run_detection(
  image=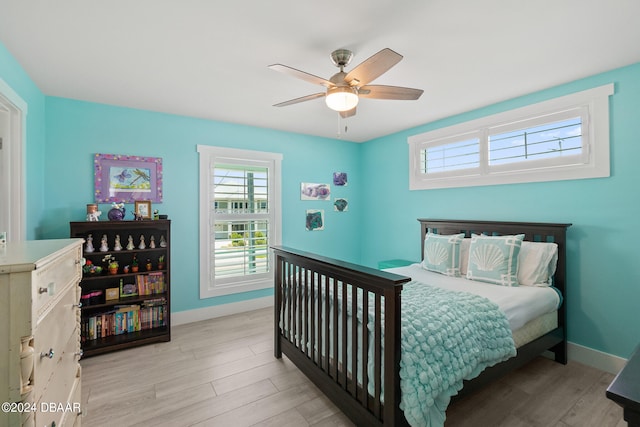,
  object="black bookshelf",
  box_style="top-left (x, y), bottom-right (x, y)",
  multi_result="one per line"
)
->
top-left (70, 220), bottom-right (171, 357)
